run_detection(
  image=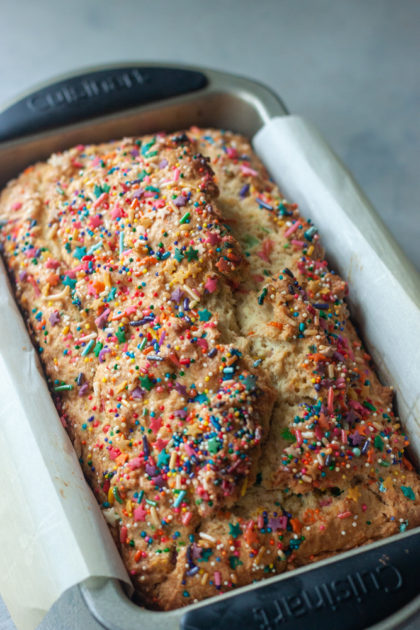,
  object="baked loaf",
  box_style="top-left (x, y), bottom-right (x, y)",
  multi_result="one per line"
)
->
top-left (1, 128), bottom-right (419, 610)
